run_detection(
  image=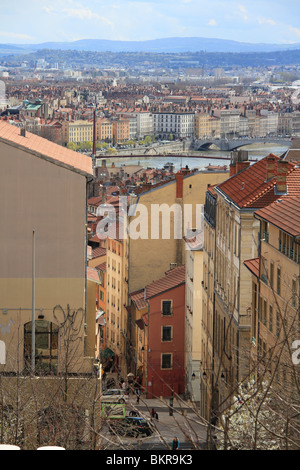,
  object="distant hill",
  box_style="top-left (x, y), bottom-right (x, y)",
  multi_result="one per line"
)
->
top-left (1, 37), bottom-right (300, 55)
top-left (3, 48), bottom-right (300, 69)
